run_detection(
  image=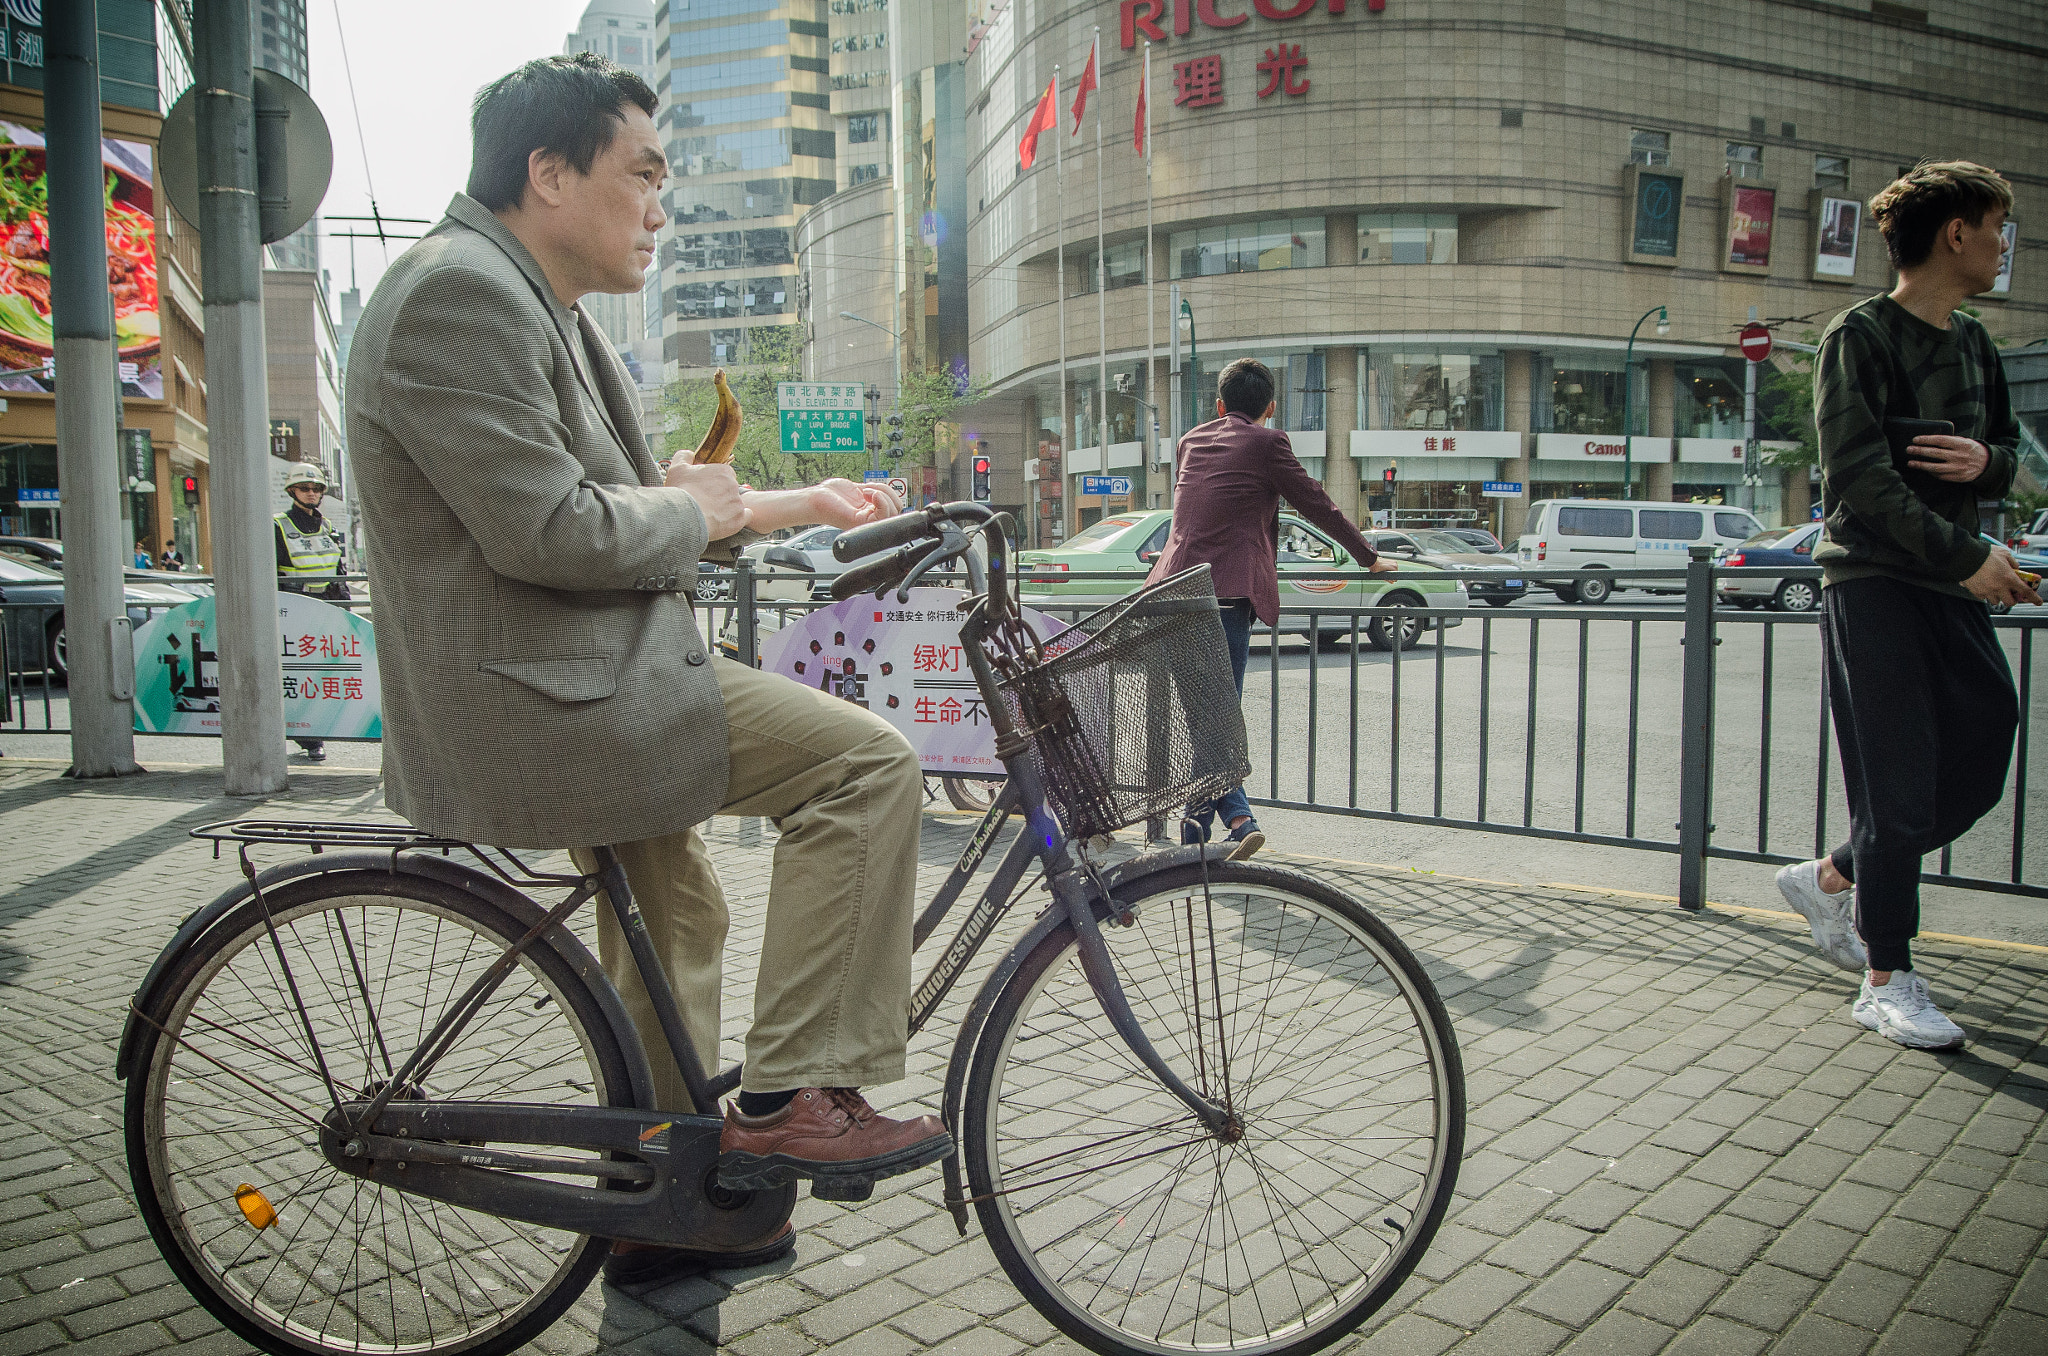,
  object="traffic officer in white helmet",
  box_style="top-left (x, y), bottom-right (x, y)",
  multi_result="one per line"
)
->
top-left (275, 462), bottom-right (351, 762)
